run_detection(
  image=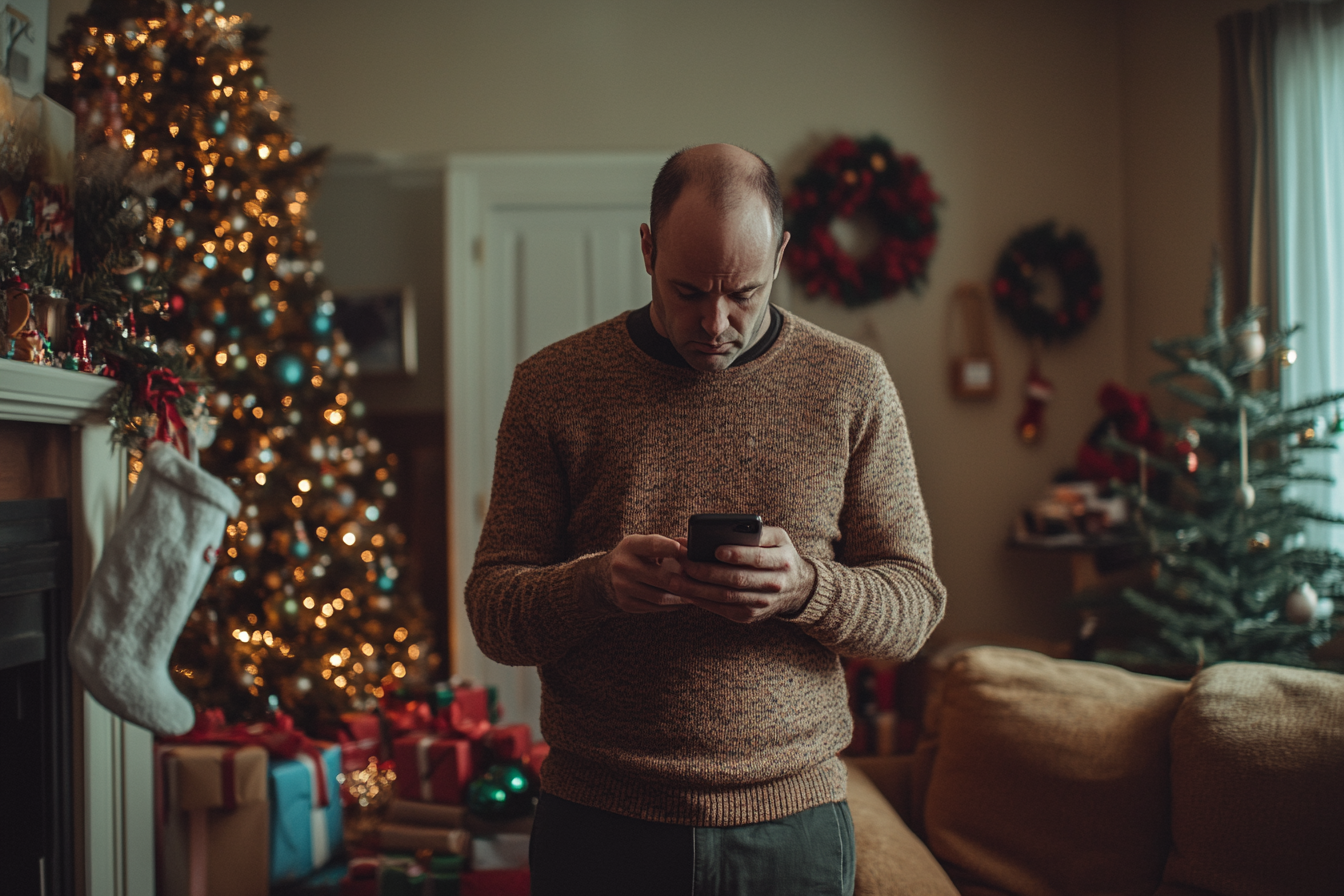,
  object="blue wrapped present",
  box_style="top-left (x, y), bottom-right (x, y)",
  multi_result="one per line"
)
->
top-left (269, 741), bottom-right (344, 882)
